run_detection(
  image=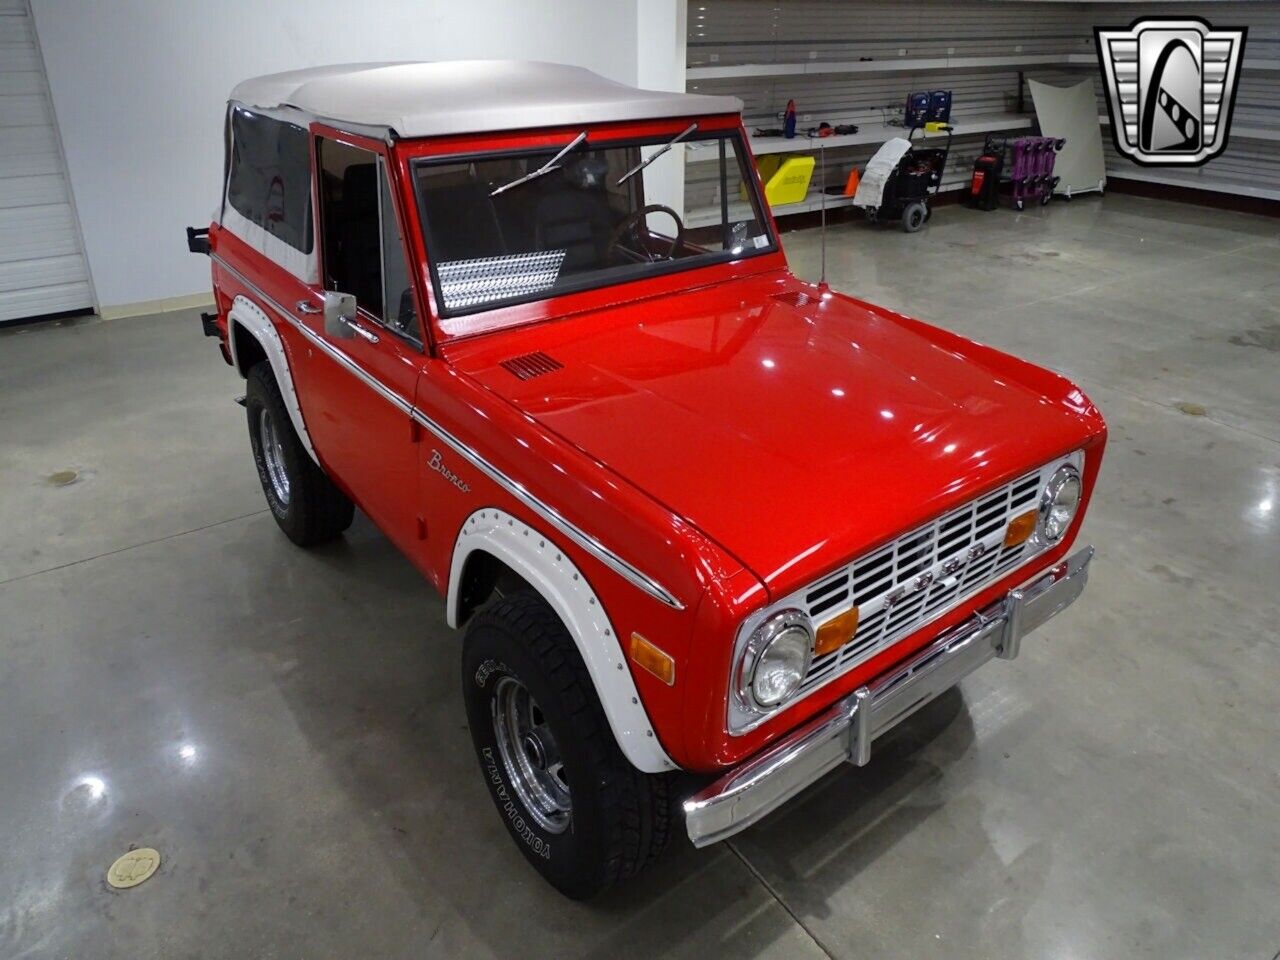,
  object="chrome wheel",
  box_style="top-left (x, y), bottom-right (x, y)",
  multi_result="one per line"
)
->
top-left (491, 675), bottom-right (571, 833)
top-left (258, 407), bottom-right (290, 505)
